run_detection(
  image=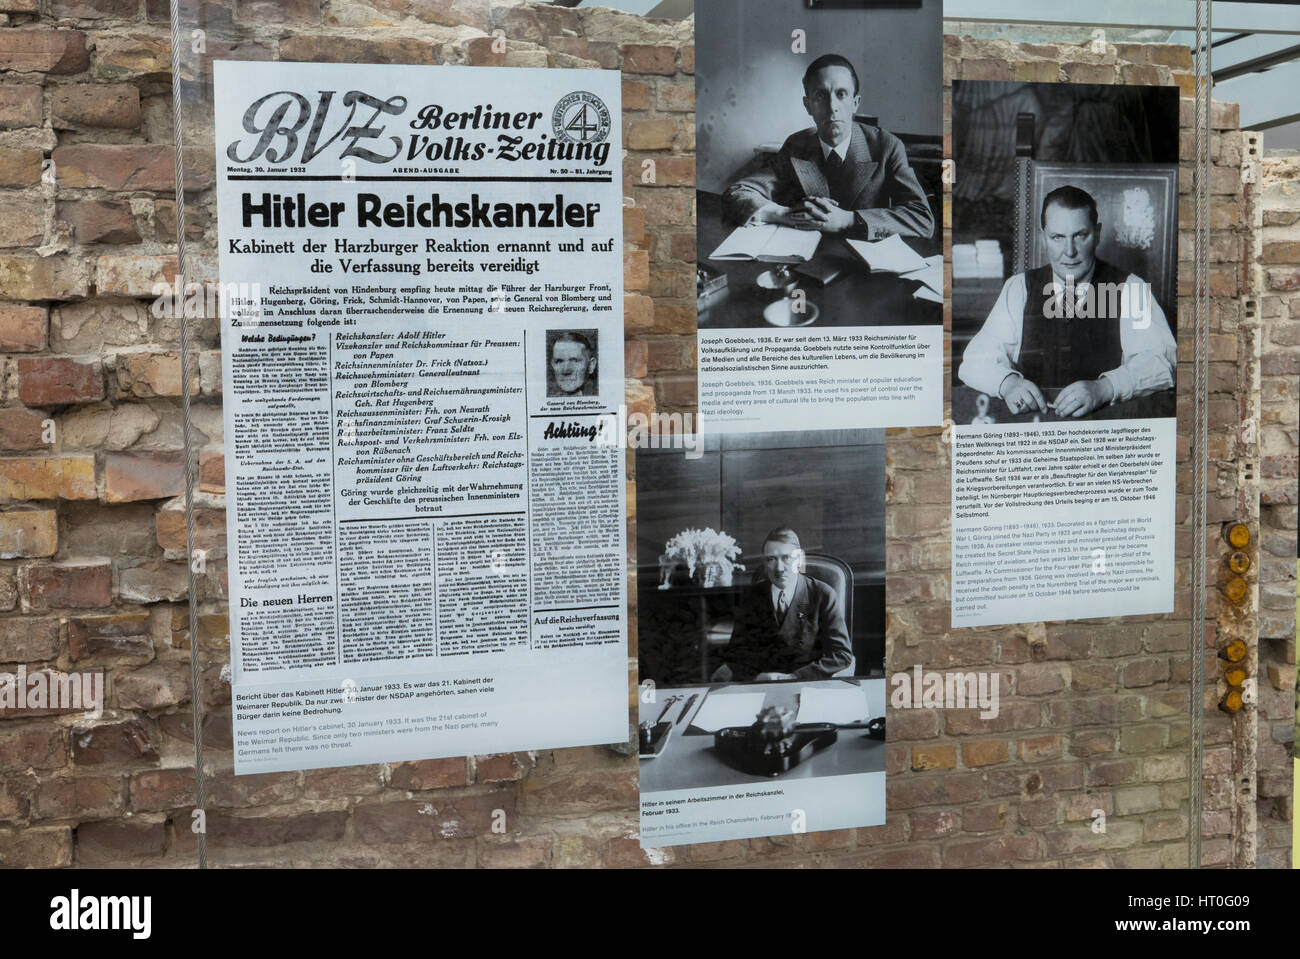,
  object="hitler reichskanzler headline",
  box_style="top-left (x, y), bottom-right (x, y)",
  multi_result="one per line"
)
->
top-left (236, 192), bottom-right (604, 231)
